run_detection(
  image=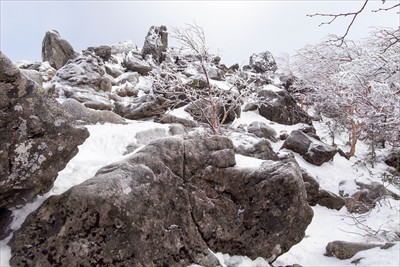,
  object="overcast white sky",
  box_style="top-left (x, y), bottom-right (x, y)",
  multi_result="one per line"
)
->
top-left (0, 0), bottom-right (399, 65)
